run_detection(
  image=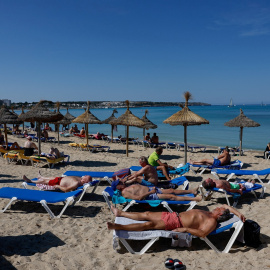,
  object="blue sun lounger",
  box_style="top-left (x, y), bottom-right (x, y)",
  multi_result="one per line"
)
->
top-left (211, 168), bottom-right (270, 184)
top-left (102, 177), bottom-right (197, 213)
top-left (200, 180), bottom-right (265, 207)
top-left (0, 187), bottom-right (83, 218)
top-left (112, 214), bottom-right (243, 254)
top-left (62, 171), bottom-right (114, 184)
top-left (190, 160), bottom-right (243, 175)
top-left (21, 179), bottom-right (100, 203)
